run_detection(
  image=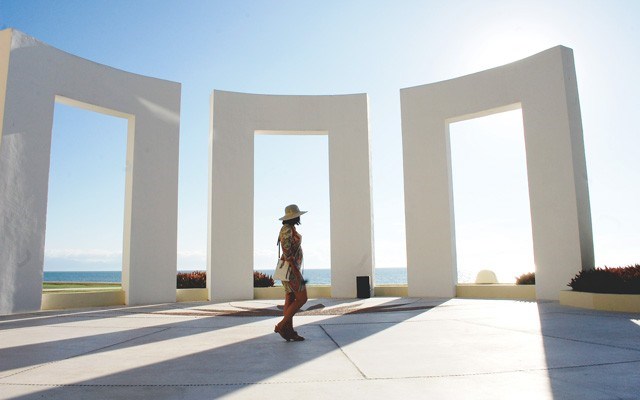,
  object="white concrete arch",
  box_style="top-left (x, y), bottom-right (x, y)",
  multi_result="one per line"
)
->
top-left (209, 90), bottom-right (374, 300)
top-left (401, 46), bottom-right (594, 300)
top-left (0, 29), bottom-right (181, 314)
